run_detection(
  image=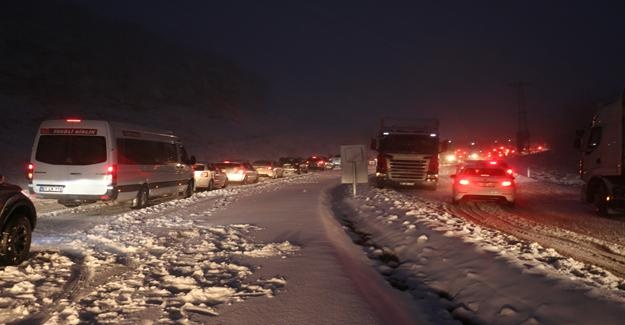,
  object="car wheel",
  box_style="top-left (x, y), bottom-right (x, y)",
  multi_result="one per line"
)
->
top-left (208, 180), bottom-right (214, 191)
top-left (0, 214), bottom-right (32, 265)
top-left (185, 180), bottom-right (194, 198)
top-left (593, 183), bottom-right (609, 215)
top-left (223, 178), bottom-right (229, 188)
top-left (131, 185), bottom-right (149, 209)
top-left (242, 176), bottom-right (249, 185)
